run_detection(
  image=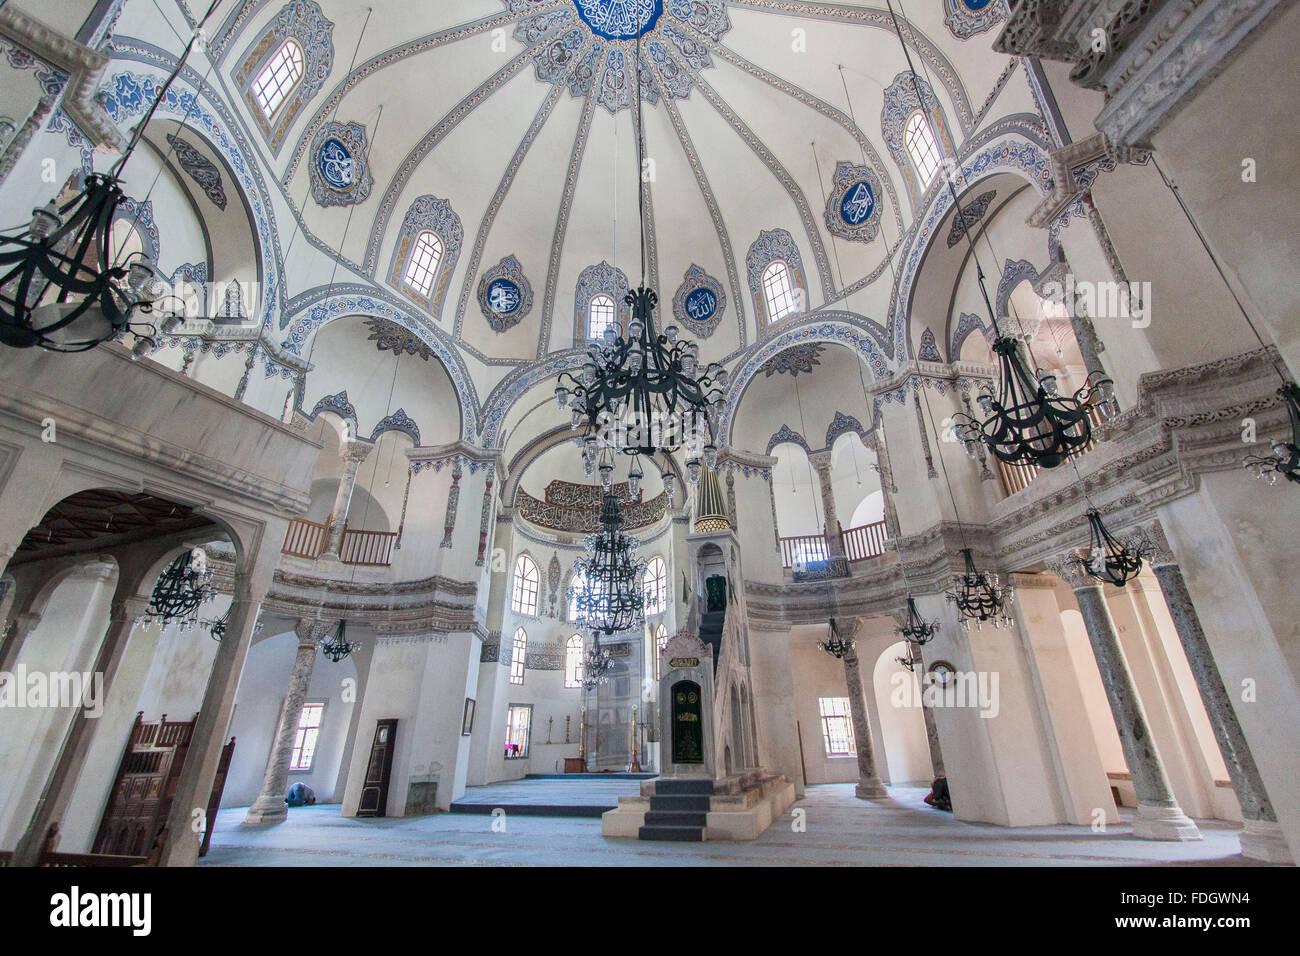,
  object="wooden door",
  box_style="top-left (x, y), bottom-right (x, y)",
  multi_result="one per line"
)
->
top-left (357, 719), bottom-right (398, 817)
